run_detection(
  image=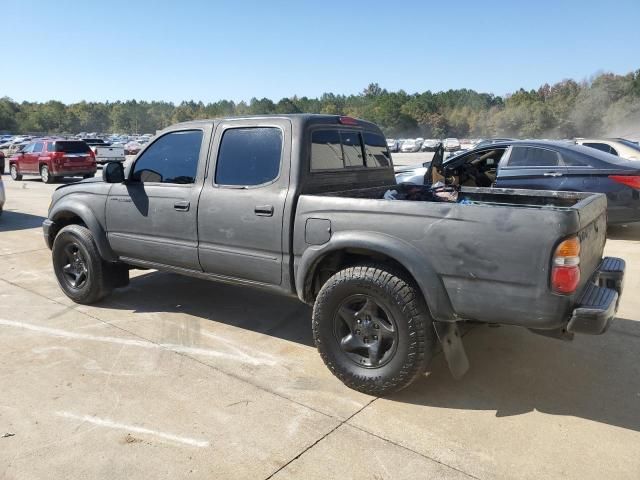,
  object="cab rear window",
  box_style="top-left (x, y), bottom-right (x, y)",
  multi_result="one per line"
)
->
top-left (54, 141), bottom-right (90, 153)
top-left (311, 129), bottom-right (390, 170)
